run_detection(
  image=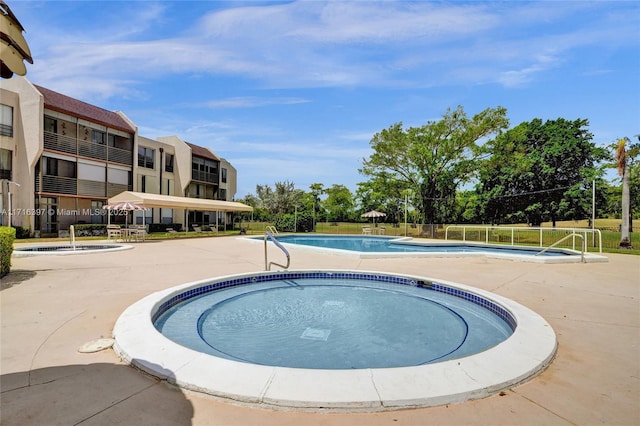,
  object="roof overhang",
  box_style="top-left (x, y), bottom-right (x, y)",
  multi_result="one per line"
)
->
top-left (108, 191), bottom-right (252, 212)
